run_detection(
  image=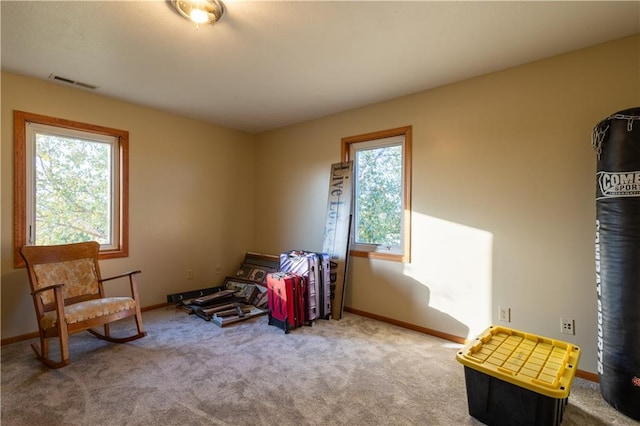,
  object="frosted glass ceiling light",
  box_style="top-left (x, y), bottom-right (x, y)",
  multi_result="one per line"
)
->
top-left (170, 0), bottom-right (225, 29)
top-left (190, 8), bottom-right (209, 24)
